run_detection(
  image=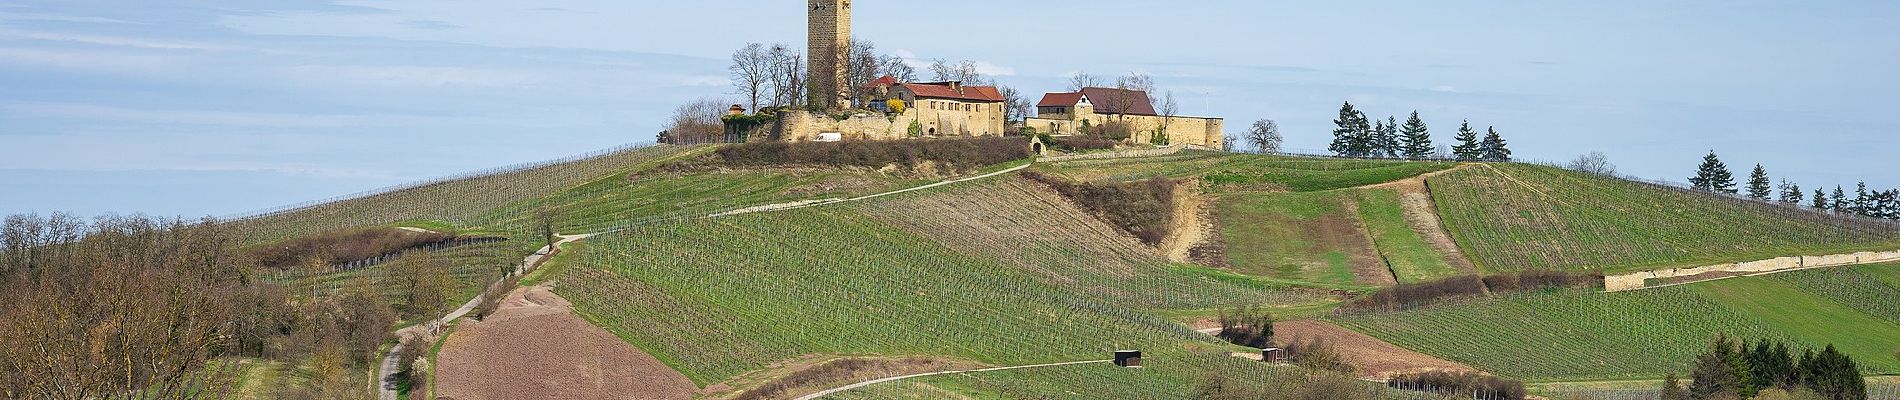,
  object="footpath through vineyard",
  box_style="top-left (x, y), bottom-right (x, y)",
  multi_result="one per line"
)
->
top-left (381, 163), bottom-right (1034, 399)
